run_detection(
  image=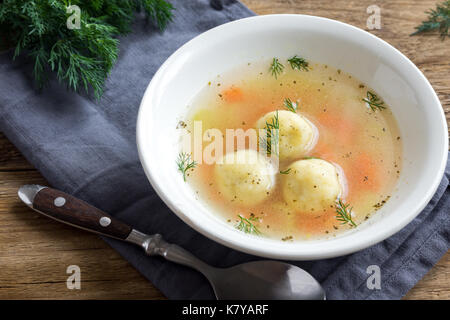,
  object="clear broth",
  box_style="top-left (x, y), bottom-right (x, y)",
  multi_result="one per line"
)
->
top-left (182, 60), bottom-right (402, 241)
